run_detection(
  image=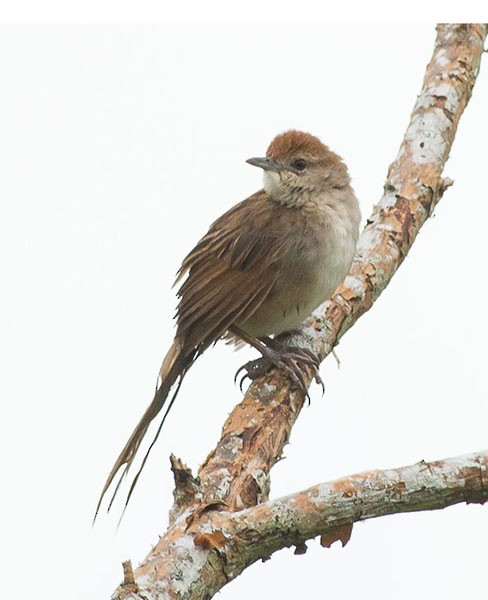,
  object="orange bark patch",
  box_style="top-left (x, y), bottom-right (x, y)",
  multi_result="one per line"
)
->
top-left (320, 523), bottom-right (353, 548)
top-left (193, 531), bottom-right (227, 550)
